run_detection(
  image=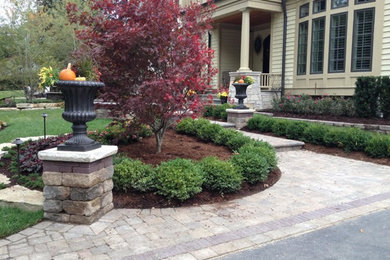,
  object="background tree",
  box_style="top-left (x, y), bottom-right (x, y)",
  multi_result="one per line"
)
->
top-left (0, 0), bottom-right (87, 96)
top-left (68, 0), bottom-right (216, 153)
